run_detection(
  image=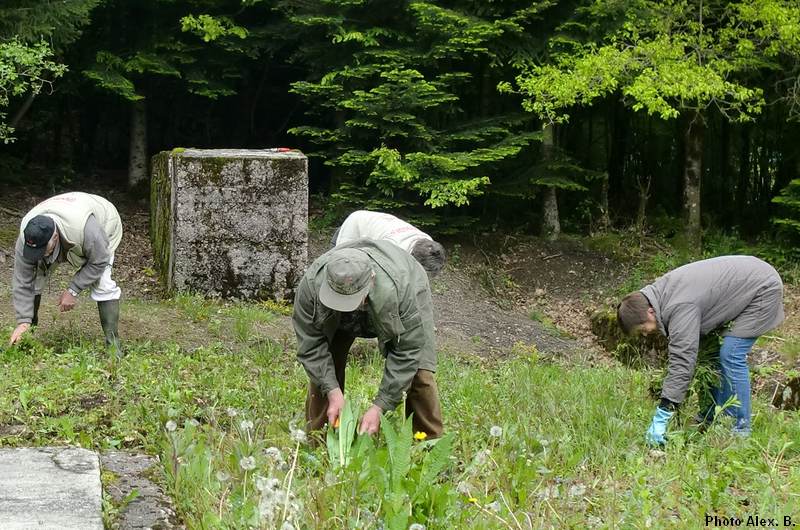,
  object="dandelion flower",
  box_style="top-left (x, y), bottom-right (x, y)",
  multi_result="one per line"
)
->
top-left (467, 497), bottom-right (478, 504)
top-left (240, 419), bottom-right (254, 431)
top-left (414, 431), bottom-right (427, 441)
top-left (290, 428), bottom-right (307, 444)
top-left (226, 407), bottom-right (238, 417)
top-left (239, 456), bottom-right (256, 471)
top-left (489, 425), bottom-right (503, 438)
top-left (165, 420), bottom-right (177, 432)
